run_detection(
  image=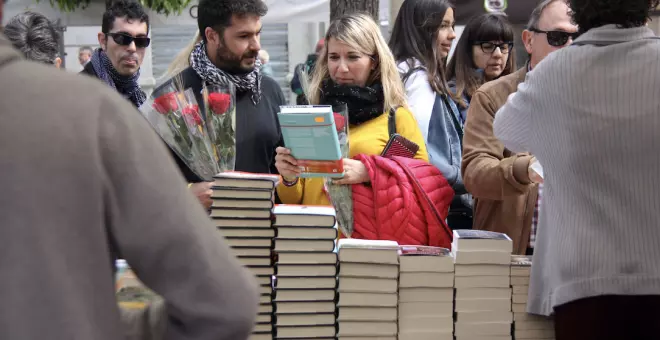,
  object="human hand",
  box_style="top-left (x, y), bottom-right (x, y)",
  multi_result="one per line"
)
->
top-left (275, 147), bottom-right (301, 181)
top-left (189, 182), bottom-right (214, 209)
top-left (332, 158), bottom-right (370, 185)
top-left (528, 157), bottom-right (544, 184)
